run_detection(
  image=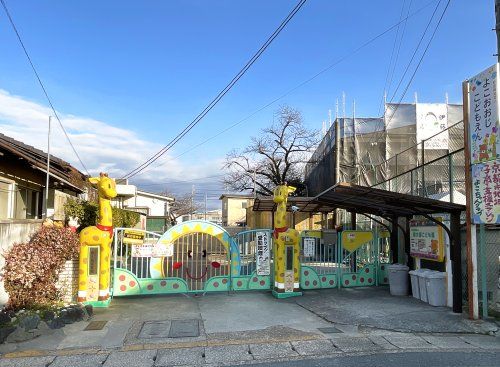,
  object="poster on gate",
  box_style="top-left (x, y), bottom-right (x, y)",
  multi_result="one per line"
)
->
top-left (471, 161), bottom-right (500, 224)
top-left (131, 243), bottom-right (154, 257)
top-left (256, 231), bottom-right (270, 276)
top-left (468, 64), bottom-right (500, 164)
top-left (303, 237), bottom-right (316, 257)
